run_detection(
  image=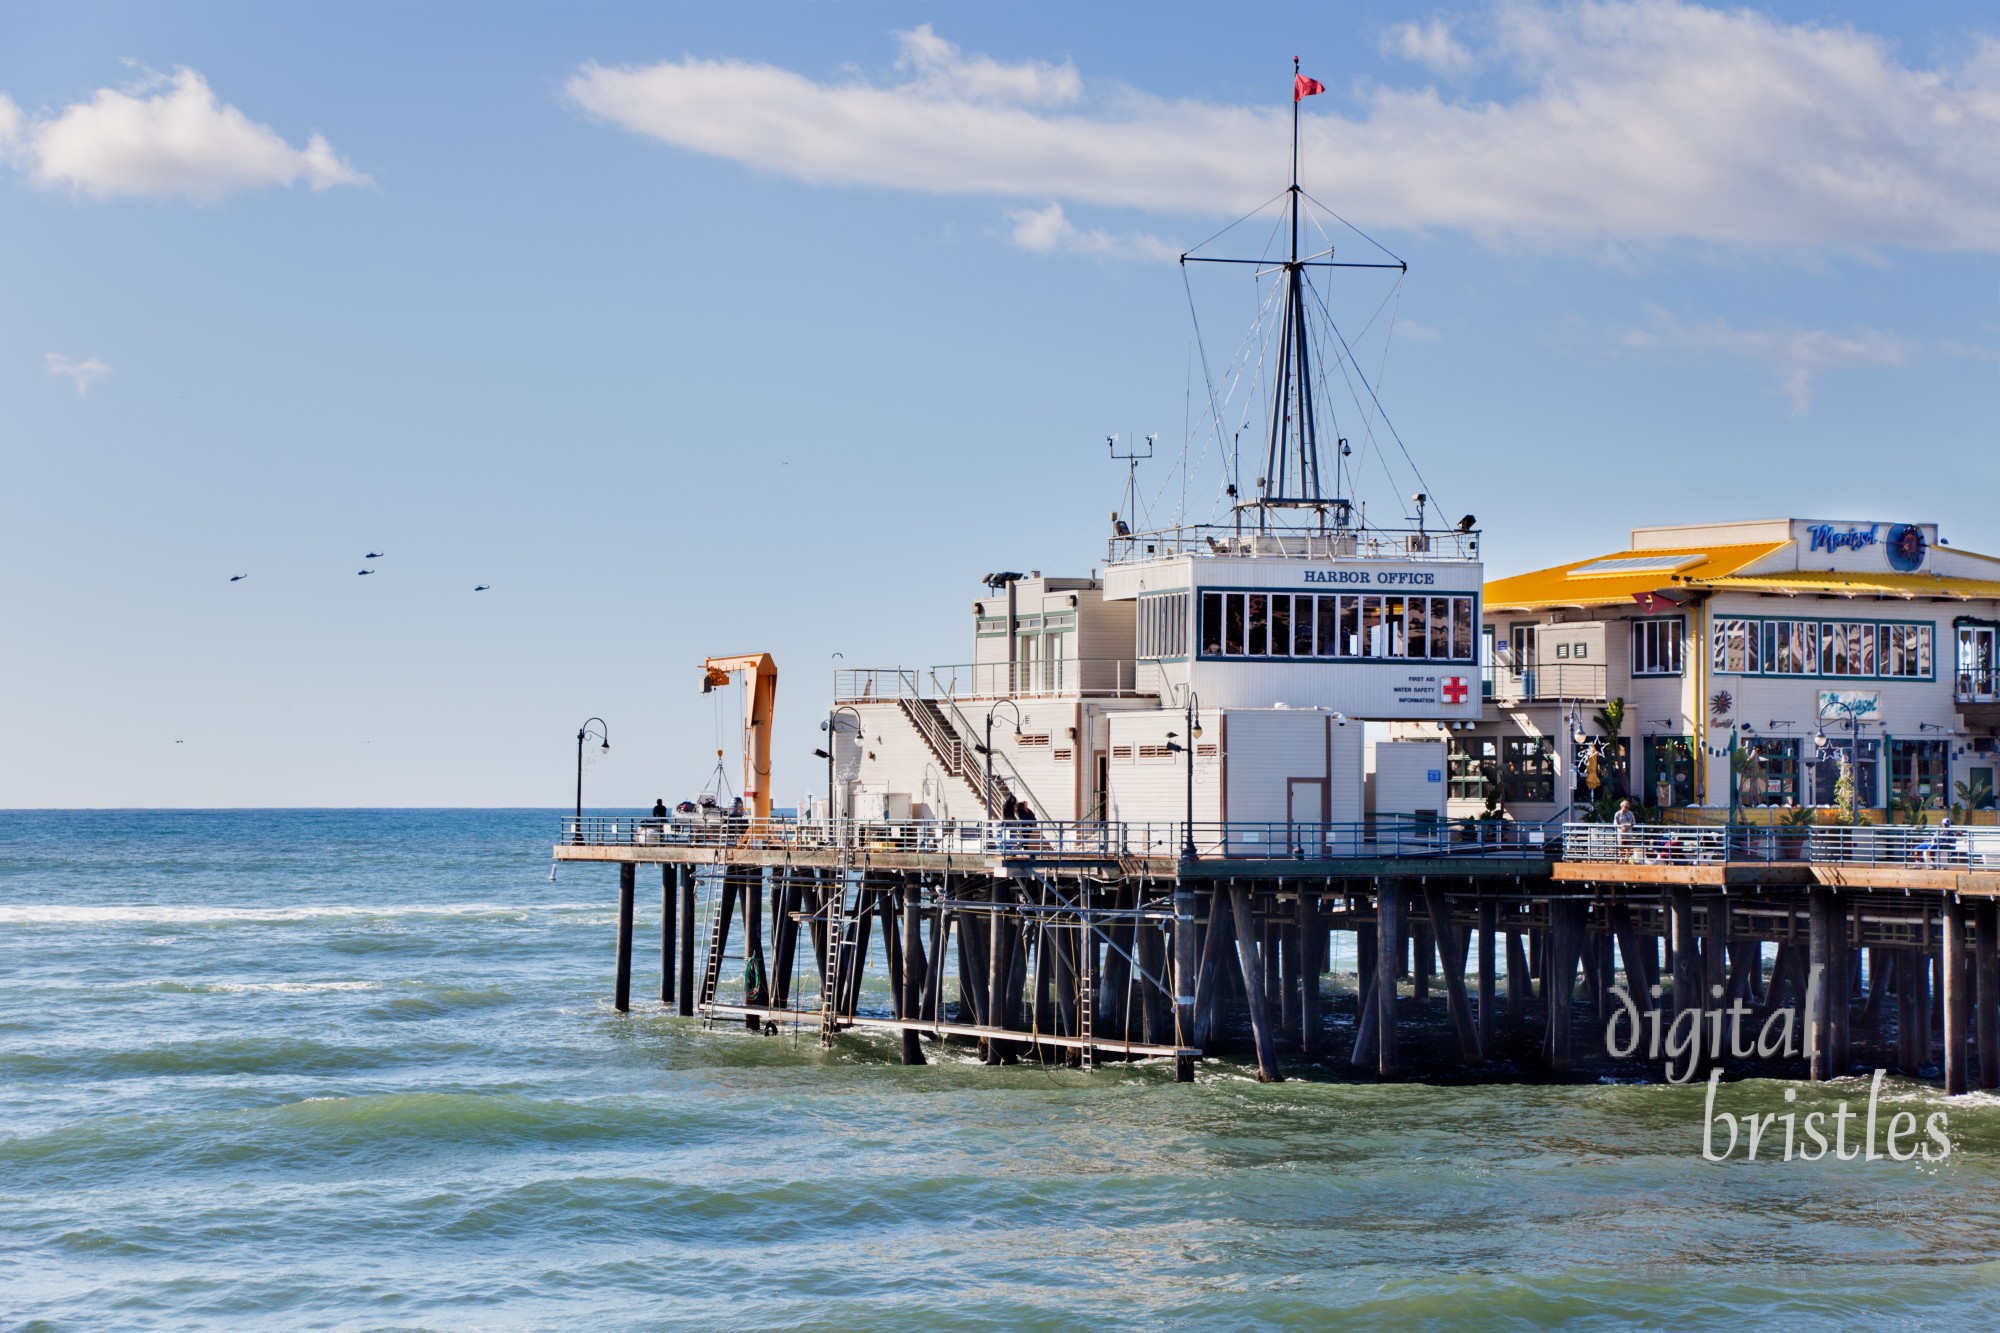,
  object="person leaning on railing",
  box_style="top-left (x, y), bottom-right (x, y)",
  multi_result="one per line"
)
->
top-left (1612, 798), bottom-right (1638, 859)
